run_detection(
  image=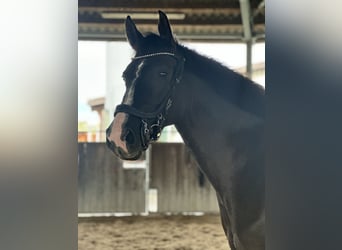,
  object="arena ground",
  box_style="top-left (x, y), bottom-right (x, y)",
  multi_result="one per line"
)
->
top-left (78, 214), bottom-right (229, 250)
